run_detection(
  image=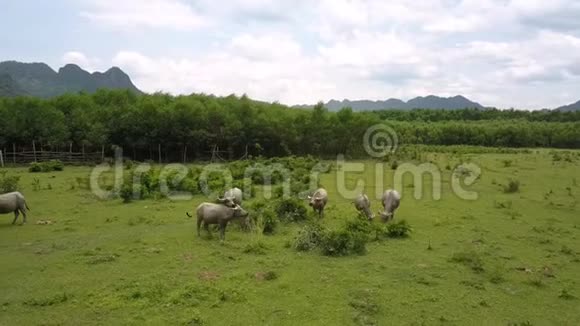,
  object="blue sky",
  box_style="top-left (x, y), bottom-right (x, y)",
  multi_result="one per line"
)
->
top-left (1, 0), bottom-right (580, 109)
